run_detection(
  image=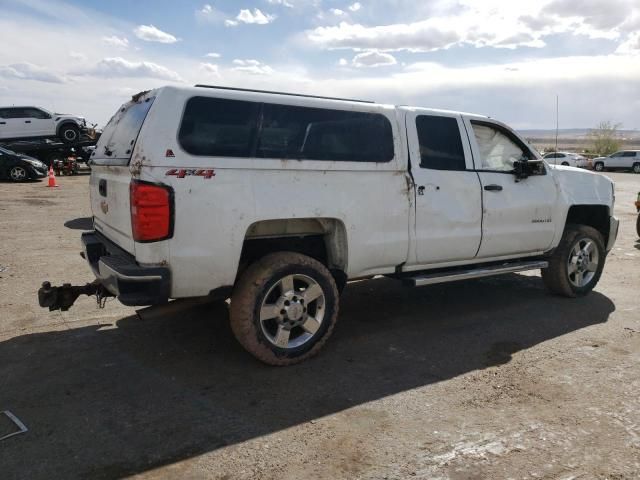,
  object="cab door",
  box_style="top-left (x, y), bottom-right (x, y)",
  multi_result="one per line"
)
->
top-left (464, 117), bottom-right (558, 258)
top-left (406, 110), bottom-right (482, 265)
top-left (24, 108), bottom-right (56, 137)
